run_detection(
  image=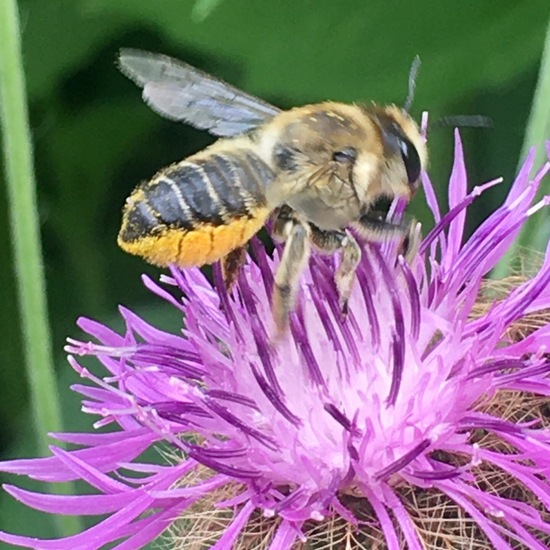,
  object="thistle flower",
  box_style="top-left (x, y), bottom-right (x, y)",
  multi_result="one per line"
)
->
top-left (2, 132), bottom-right (550, 549)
